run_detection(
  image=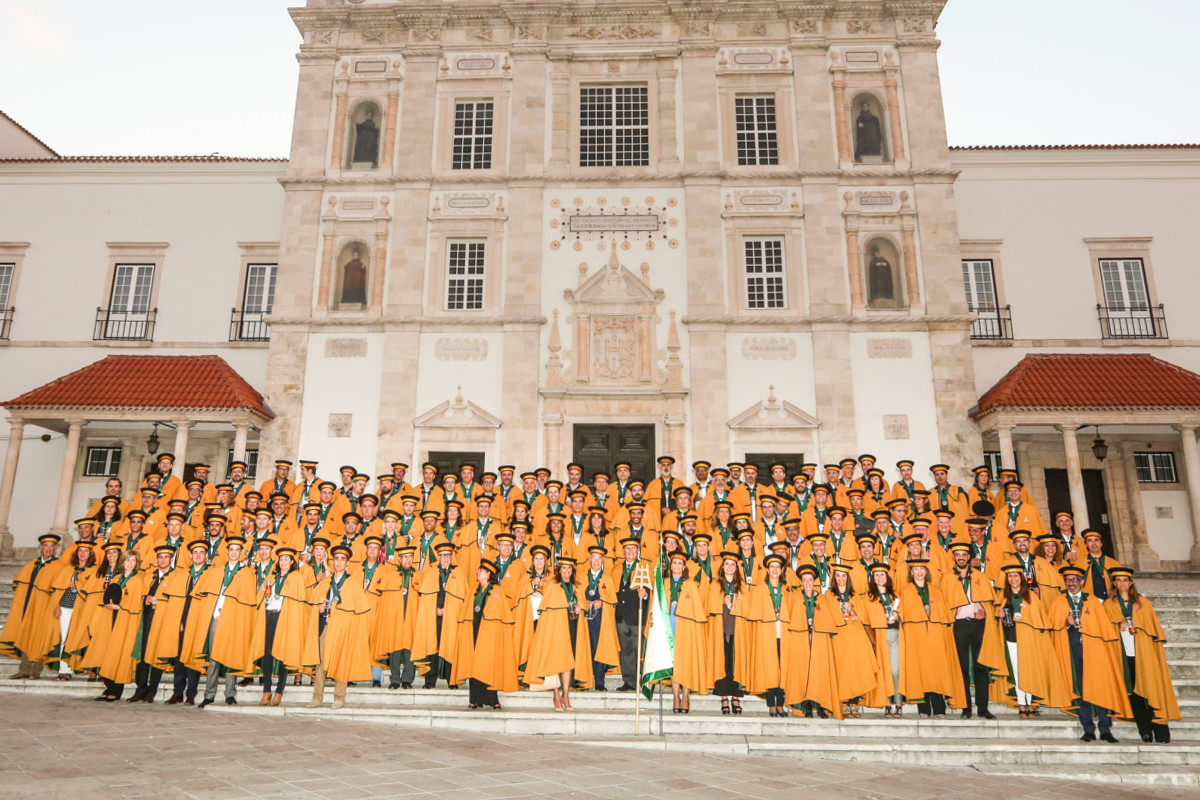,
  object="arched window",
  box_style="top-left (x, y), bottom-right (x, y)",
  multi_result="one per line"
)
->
top-left (864, 236), bottom-right (905, 309)
top-left (851, 92), bottom-right (889, 164)
top-left (348, 101), bottom-right (382, 168)
top-left (336, 242), bottom-right (369, 309)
